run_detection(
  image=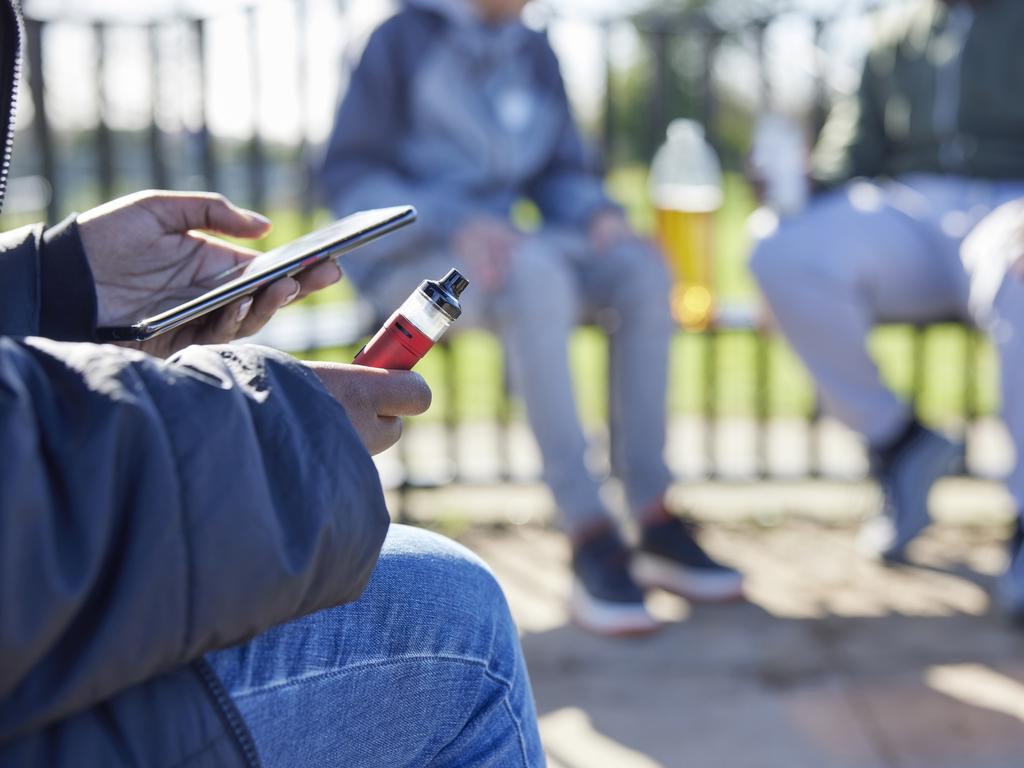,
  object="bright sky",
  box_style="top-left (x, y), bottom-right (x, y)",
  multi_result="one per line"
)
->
top-left (20, 0), bottom-right (883, 143)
